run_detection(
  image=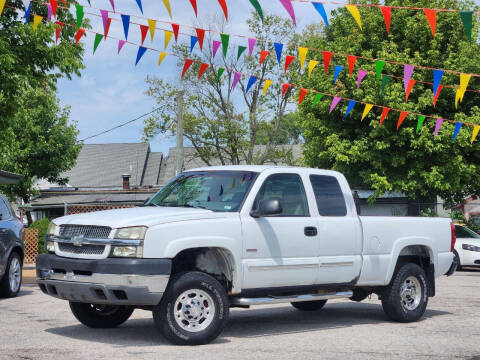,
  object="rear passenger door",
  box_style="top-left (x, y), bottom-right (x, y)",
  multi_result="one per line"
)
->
top-left (309, 174), bottom-right (363, 285)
